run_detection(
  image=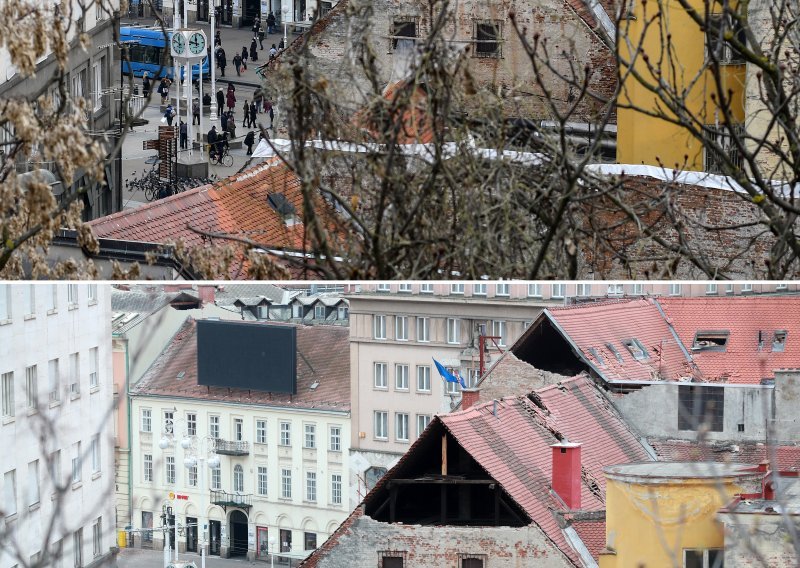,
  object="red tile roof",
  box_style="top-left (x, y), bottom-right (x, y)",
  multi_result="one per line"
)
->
top-left (649, 440), bottom-right (800, 471)
top-left (657, 297), bottom-right (800, 384)
top-left (132, 316), bottom-right (350, 411)
top-left (89, 158), bottom-right (344, 277)
top-left (571, 518), bottom-right (606, 560)
top-left (546, 299), bottom-right (698, 383)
